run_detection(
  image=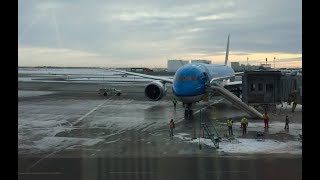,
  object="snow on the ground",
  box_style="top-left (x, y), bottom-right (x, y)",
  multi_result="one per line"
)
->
top-left (233, 122), bottom-right (302, 137)
top-left (175, 133), bottom-right (302, 155)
